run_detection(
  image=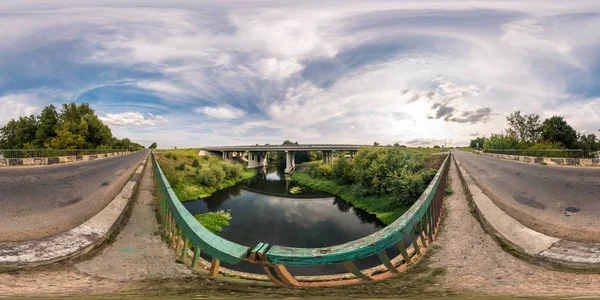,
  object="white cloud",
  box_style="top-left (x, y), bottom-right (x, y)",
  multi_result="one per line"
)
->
top-left (0, 94), bottom-right (39, 124)
top-left (196, 106), bottom-right (245, 119)
top-left (99, 112), bottom-right (169, 126)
